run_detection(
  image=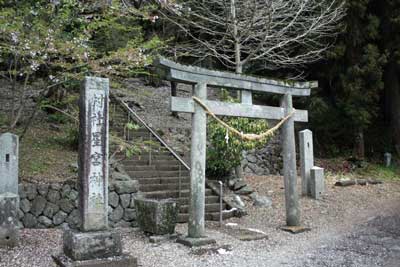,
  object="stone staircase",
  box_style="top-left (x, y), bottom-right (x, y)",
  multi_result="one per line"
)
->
top-left (110, 100), bottom-right (234, 223)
